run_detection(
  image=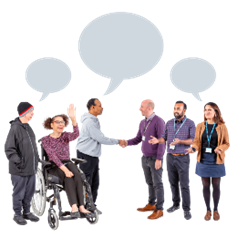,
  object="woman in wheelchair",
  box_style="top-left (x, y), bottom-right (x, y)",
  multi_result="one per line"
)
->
top-left (41, 104), bottom-right (92, 218)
